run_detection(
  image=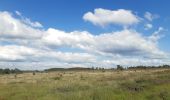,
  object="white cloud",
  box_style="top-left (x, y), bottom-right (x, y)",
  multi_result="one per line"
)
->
top-left (42, 28), bottom-right (94, 48)
top-left (149, 27), bottom-right (165, 42)
top-left (0, 11), bottom-right (43, 39)
top-left (15, 11), bottom-right (21, 16)
top-left (23, 18), bottom-right (43, 28)
top-left (0, 10), bottom-right (169, 69)
top-left (0, 45), bottom-right (36, 61)
top-left (95, 30), bottom-right (166, 58)
top-left (42, 28), bottom-right (166, 59)
top-left (0, 45), bottom-right (96, 63)
top-left (15, 11), bottom-right (43, 28)
top-left (144, 12), bottom-right (159, 21)
top-left (101, 57), bottom-right (169, 67)
top-left (144, 23), bottom-right (153, 30)
top-left (83, 8), bottom-right (140, 27)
